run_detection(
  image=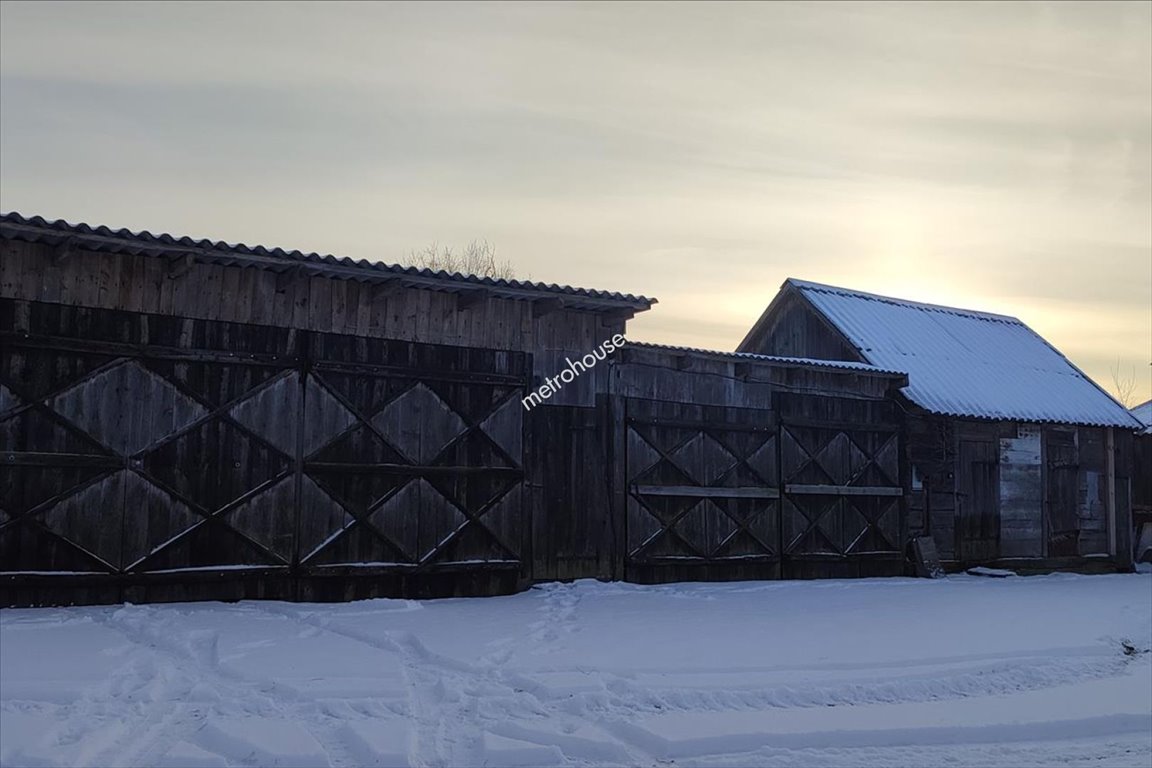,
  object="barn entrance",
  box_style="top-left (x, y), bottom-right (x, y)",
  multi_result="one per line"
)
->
top-left (621, 393), bottom-right (905, 582)
top-left (0, 299), bottom-right (530, 603)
